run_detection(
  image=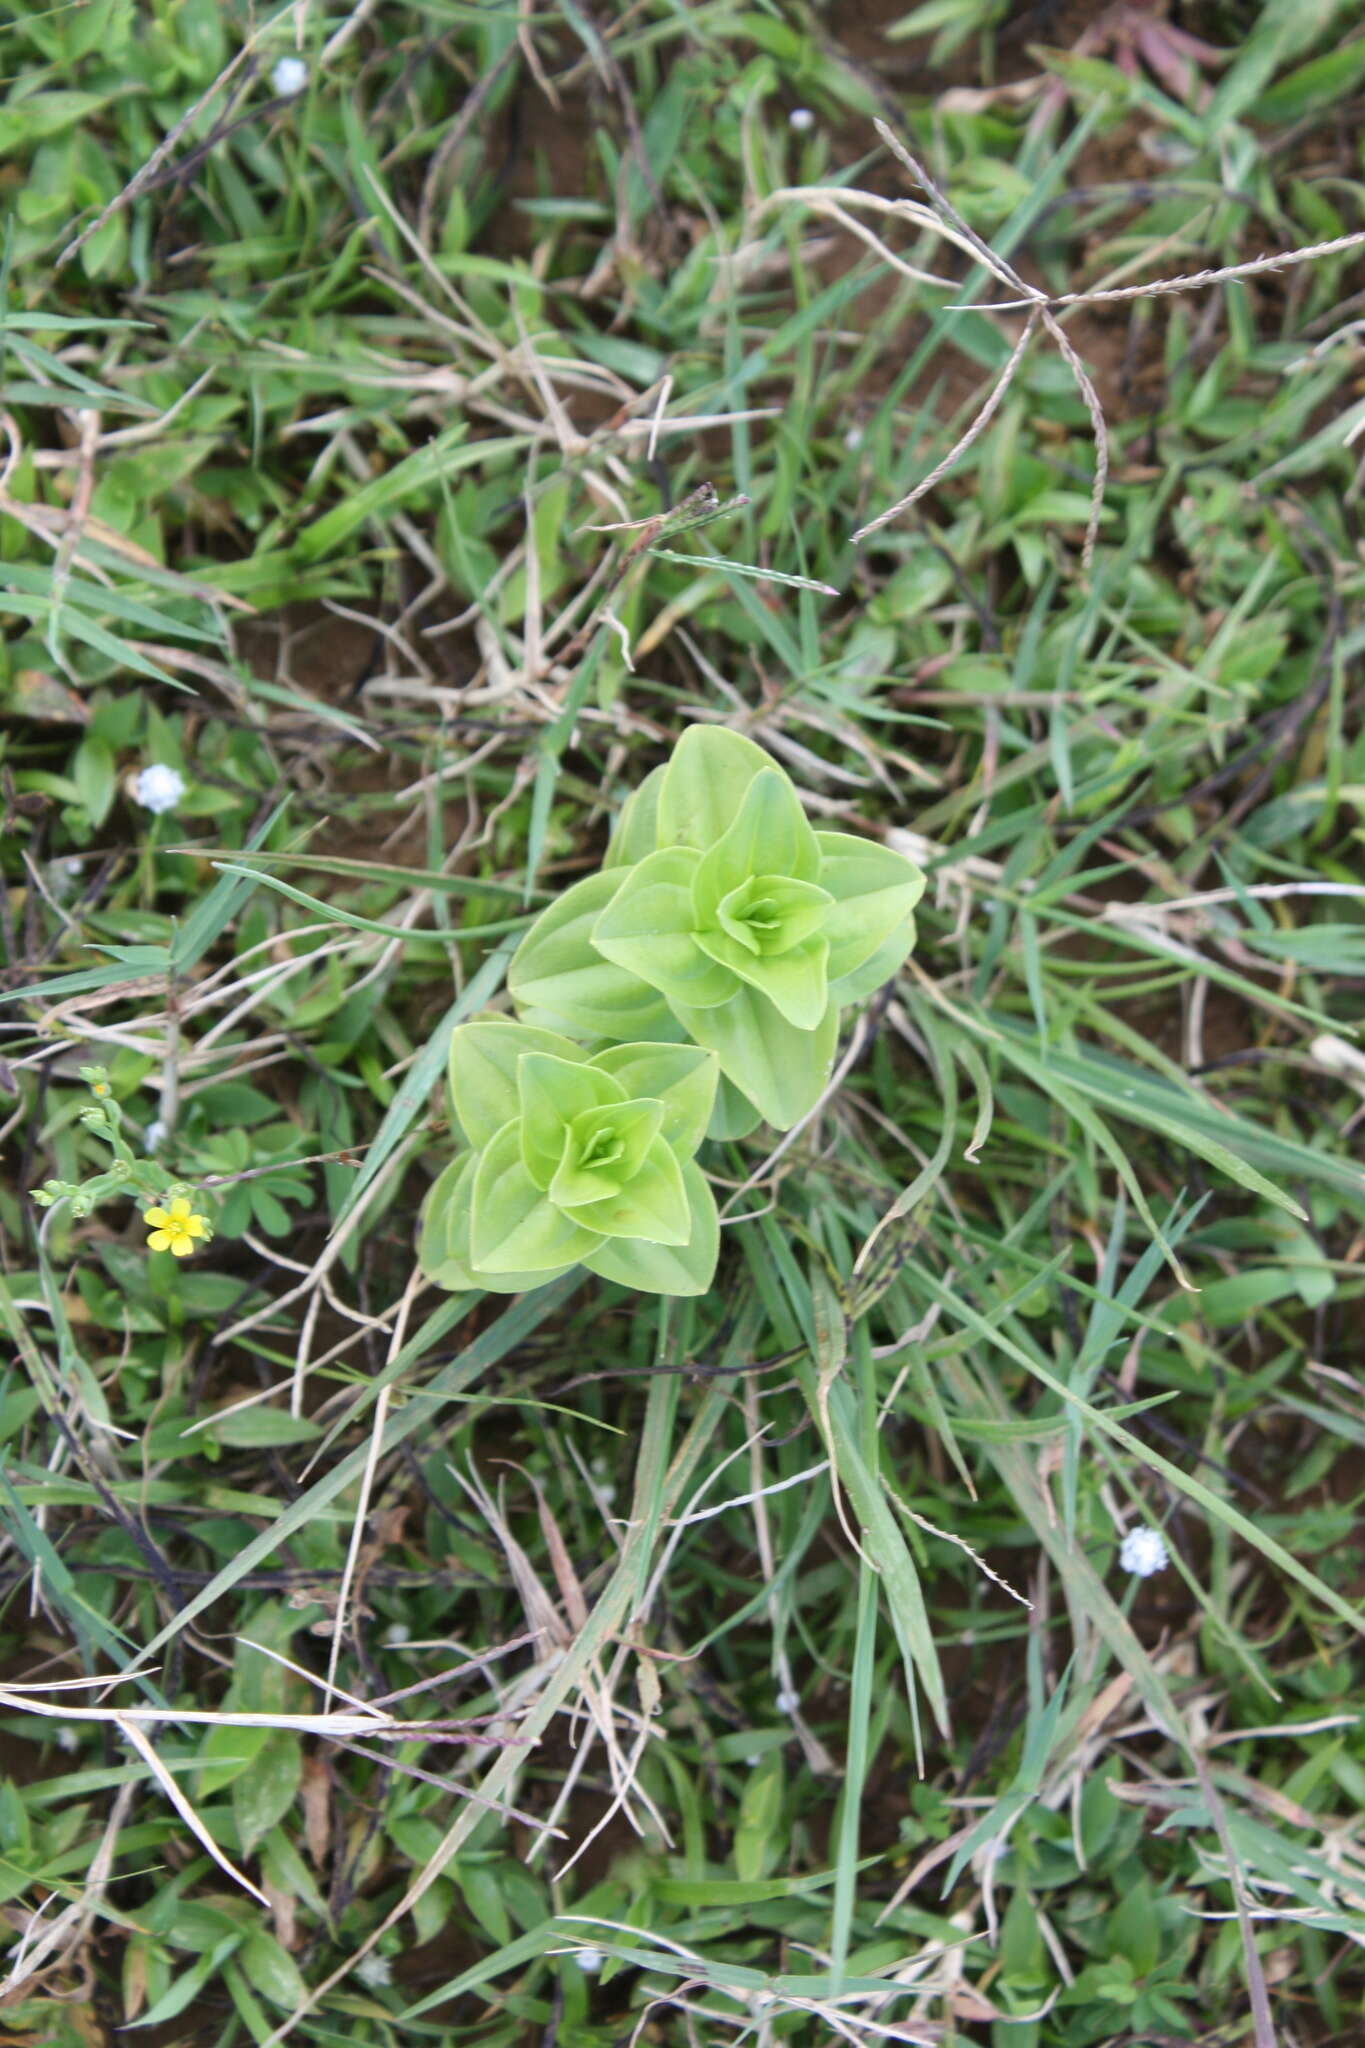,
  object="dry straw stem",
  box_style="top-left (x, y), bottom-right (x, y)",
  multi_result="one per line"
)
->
top-left (768, 121), bottom-right (1365, 574)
